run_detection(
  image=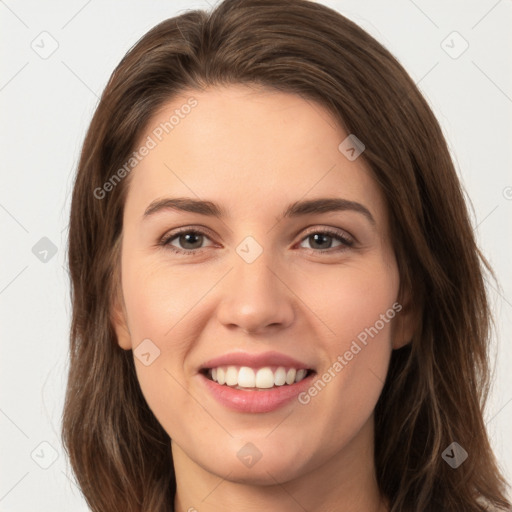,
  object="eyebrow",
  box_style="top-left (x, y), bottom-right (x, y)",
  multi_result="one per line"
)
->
top-left (143, 197), bottom-right (375, 225)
